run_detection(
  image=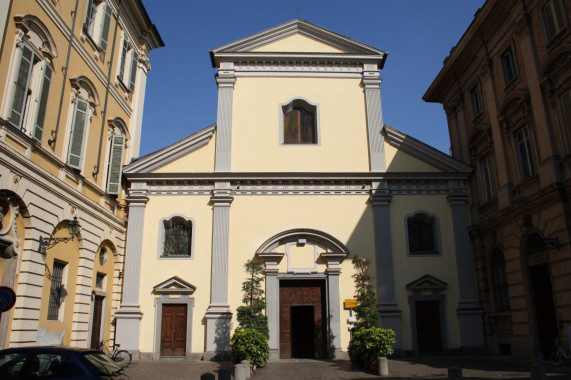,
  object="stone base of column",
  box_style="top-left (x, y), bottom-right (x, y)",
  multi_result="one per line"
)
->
top-left (269, 348), bottom-right (279, 361)
top-left (114, 305), bottom-right (143, 359)
top-left (203, 308), bottom-right (232, 361)
top-left (457, 301), bottom-right (485, 351)
top-left (379, 304), bottom-right (402, 349)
